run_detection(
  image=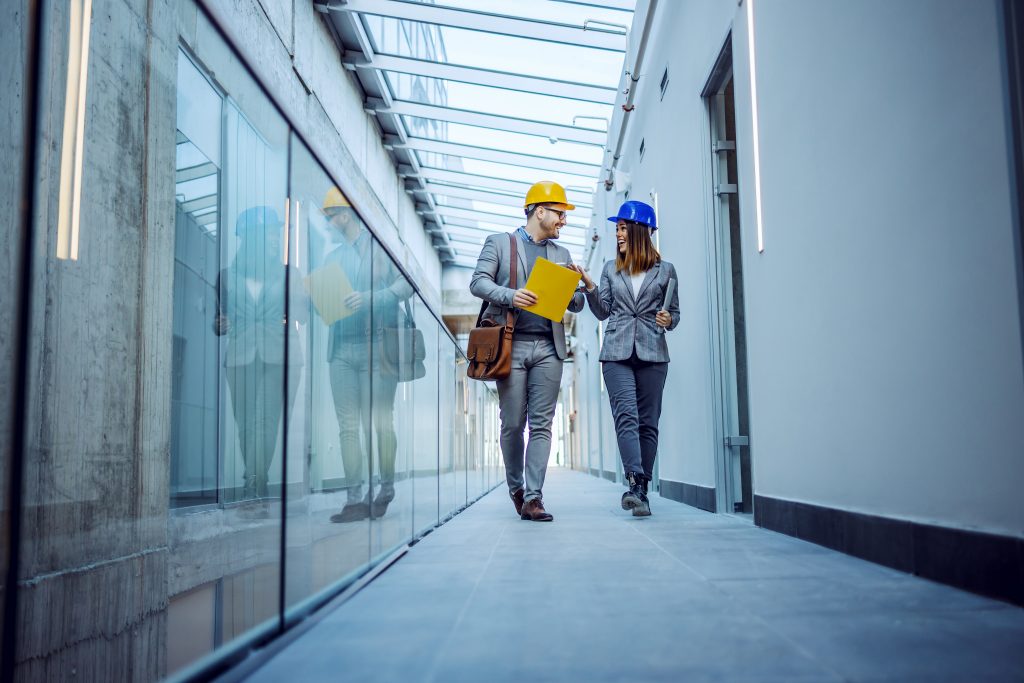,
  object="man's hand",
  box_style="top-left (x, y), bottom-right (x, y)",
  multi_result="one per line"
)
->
top-left (512, 288), bottom-right (538, 309)
top-left (655, 310), bottom-right (671, 328)
top-left (345, 291), bottom-right (365, 311)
